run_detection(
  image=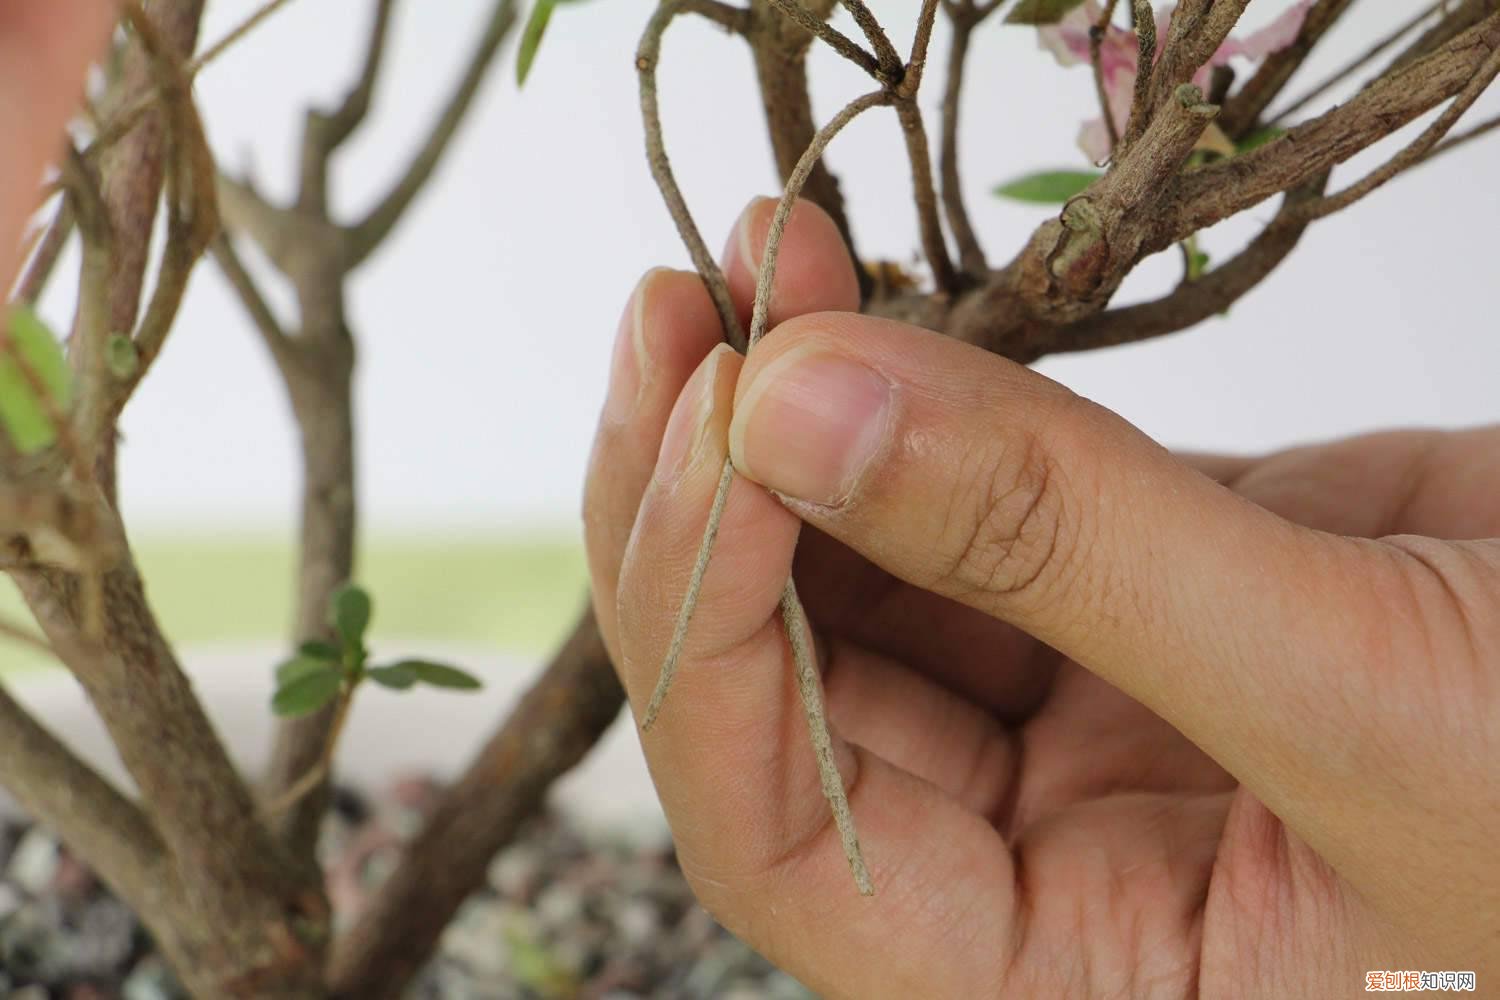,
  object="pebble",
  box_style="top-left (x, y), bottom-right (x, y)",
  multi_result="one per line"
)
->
top-left (0, 781), bottom-right (807, 999)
